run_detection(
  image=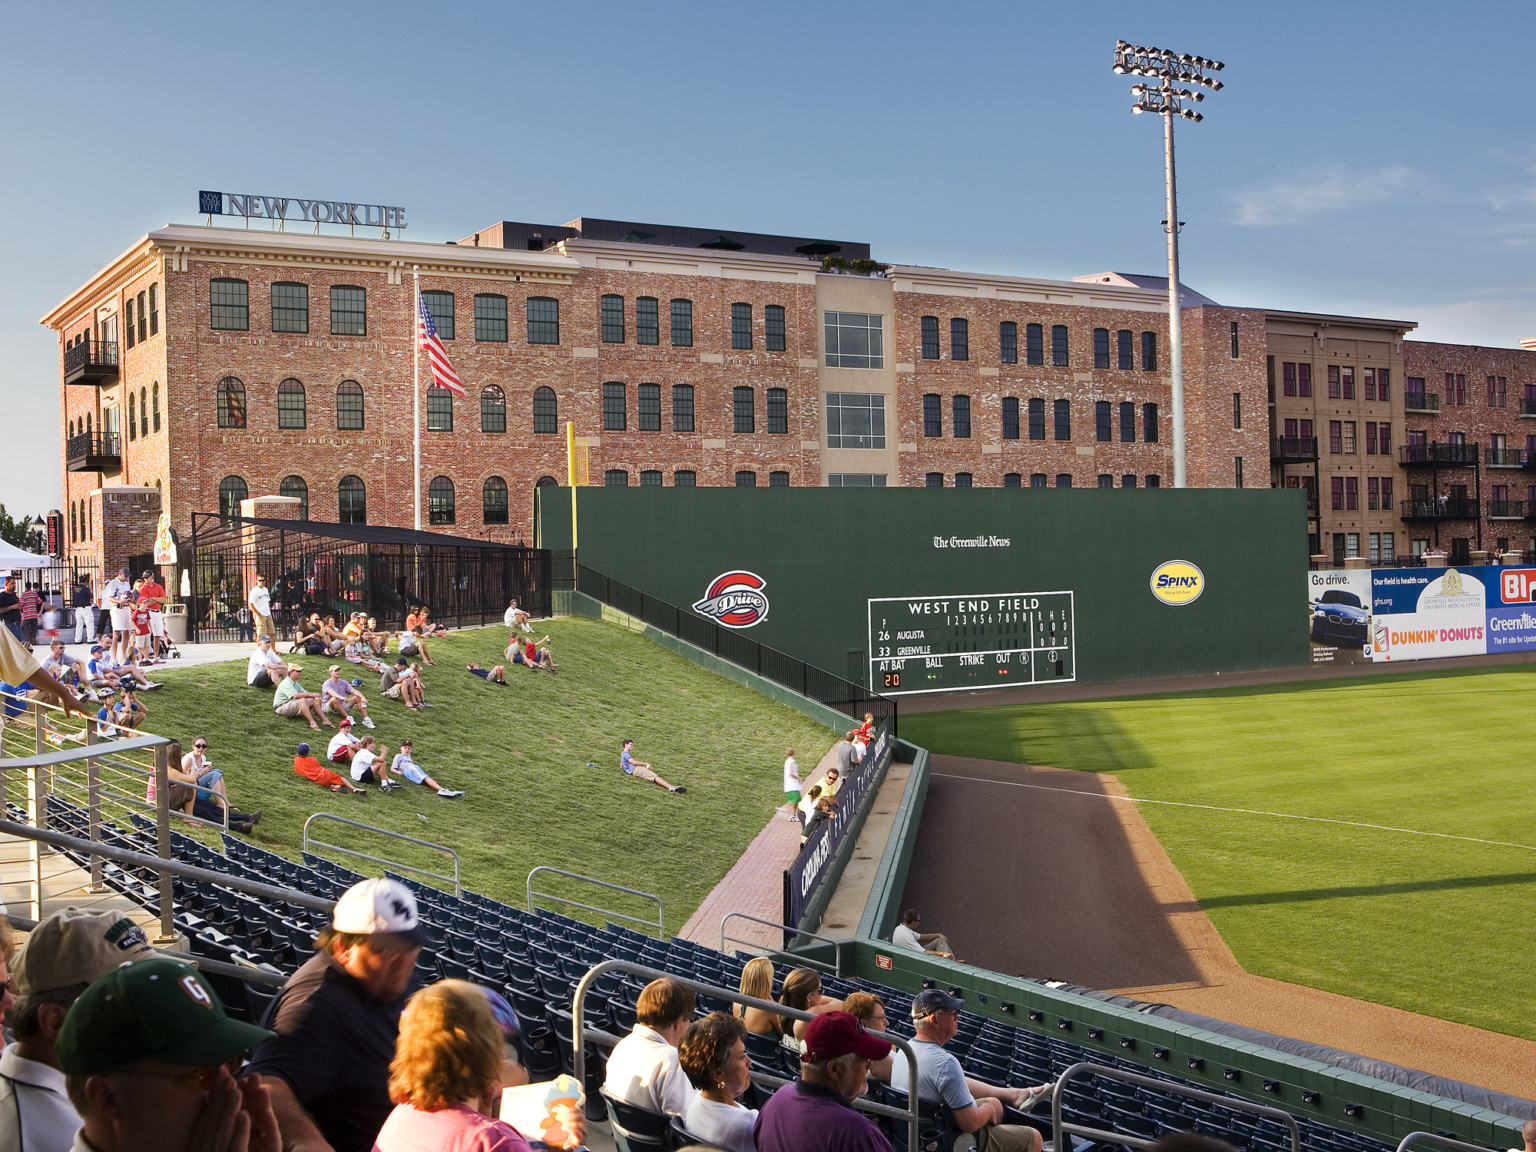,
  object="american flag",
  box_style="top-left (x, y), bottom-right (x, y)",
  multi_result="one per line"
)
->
top-left (417, 292), bottom-right (465, 397)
